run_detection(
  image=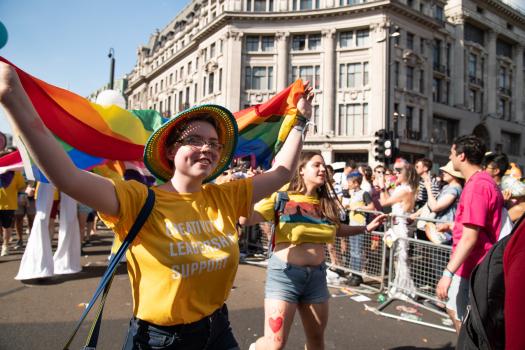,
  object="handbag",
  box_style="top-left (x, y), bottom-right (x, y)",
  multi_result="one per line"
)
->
top-left (63, 188), bottom-right (155, 350)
